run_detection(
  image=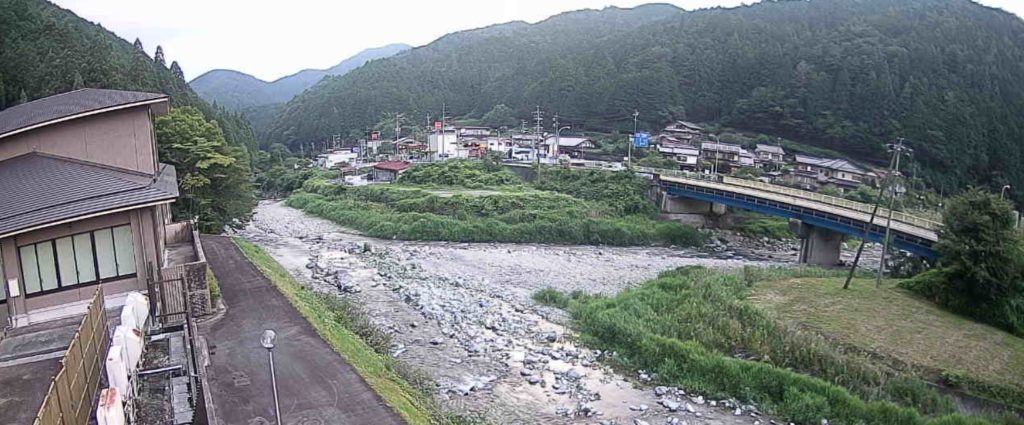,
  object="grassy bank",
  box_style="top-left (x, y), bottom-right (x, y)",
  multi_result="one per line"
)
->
top-left (287, 162), bottom-right (705, 247)
top-left (752, 277), bottom-right (1024, 410)
top-left (233, 238), bottom-right (480, 425)
top-left (730, 211), bottom-right (794, 240)
top-left (535, 266), bottom-right (1023, 425)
